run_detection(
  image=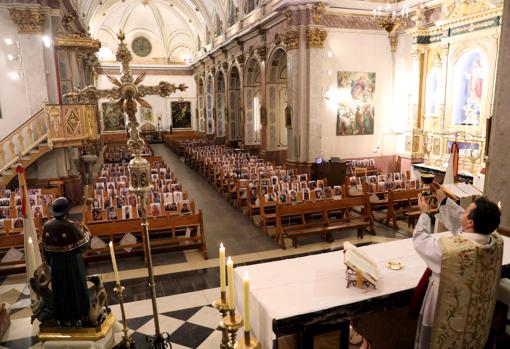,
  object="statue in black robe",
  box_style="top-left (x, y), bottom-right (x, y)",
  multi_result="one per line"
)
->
top-left (42, 197), bottom-right (90, 326)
